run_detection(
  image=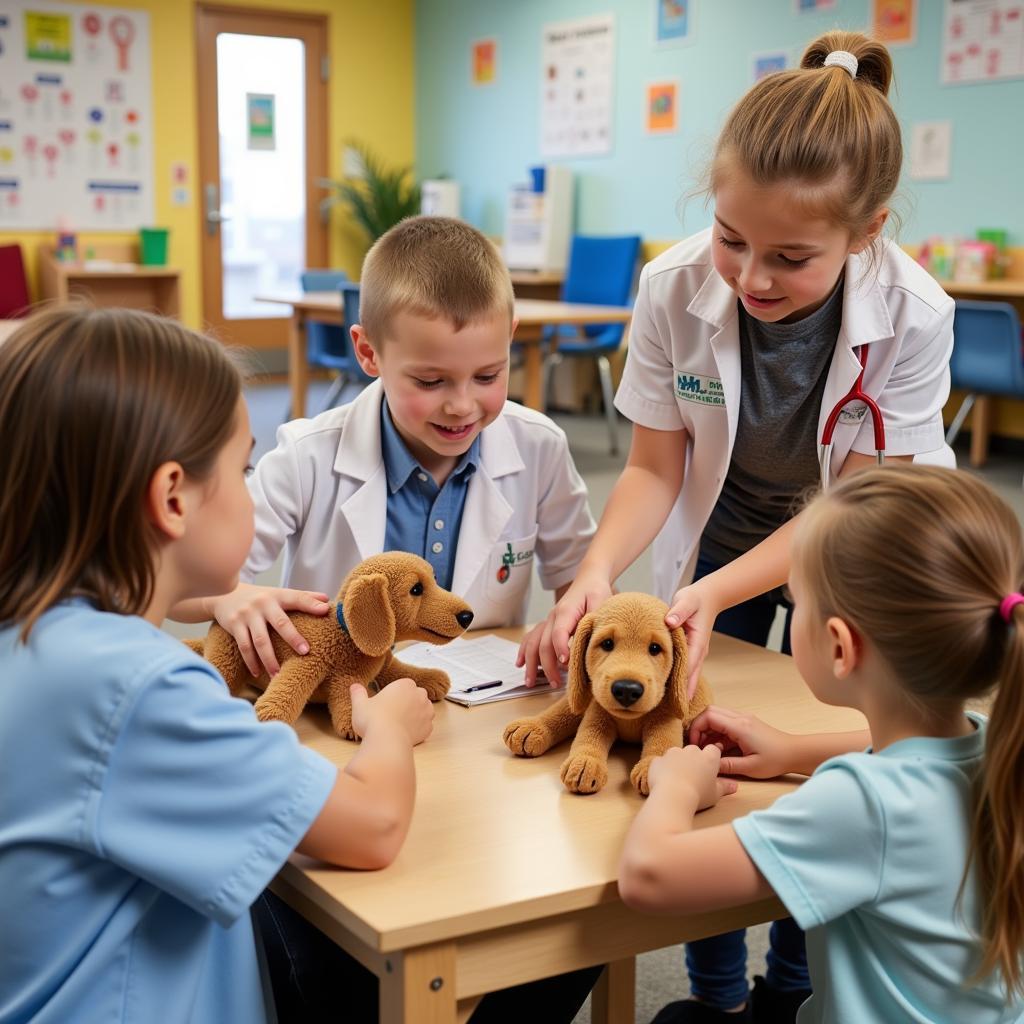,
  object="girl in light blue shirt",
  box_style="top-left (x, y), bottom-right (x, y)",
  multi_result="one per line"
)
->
top-left (619, 464), bottom-right (1024, 1024)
